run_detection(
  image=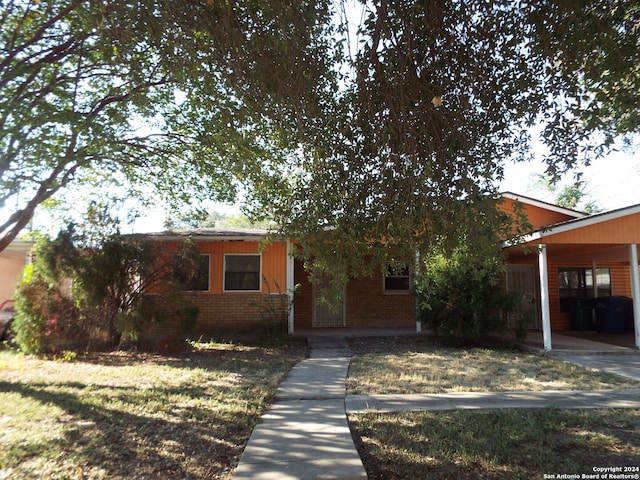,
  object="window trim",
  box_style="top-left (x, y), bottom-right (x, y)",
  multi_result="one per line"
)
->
top-left (223, 253), bottom-right (262, 292)
top-left (383, 262), bottom-right (411, 294)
